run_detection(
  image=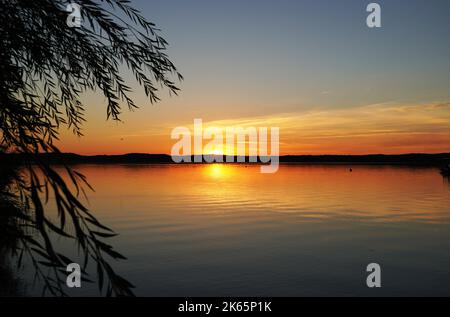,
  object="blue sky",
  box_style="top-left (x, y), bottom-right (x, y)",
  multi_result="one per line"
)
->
top-left (134, 0), bottom-right (450, 112)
